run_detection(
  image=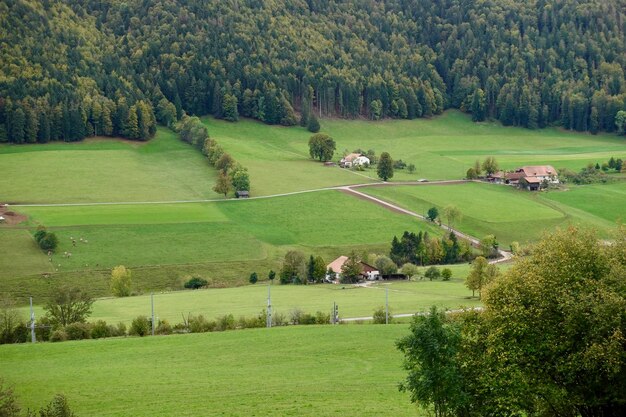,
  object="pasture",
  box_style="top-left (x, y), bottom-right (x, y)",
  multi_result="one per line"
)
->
top-left (0, 325), bottom-right (420, 416)
top-left (0, 128), bottom-right (220, 204)
top-left (20, 275), bottom-right (482, 325)
top-left (2, 112), bottom-right (623, 302)
top-left (205, 110), bottom-right (625, 194)
top-left (362, 182), bottom-right (623, 246)
top-left (2, 191), bottom-right (442, 300)
top-left (541, 181), bottom-right (626, 225)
